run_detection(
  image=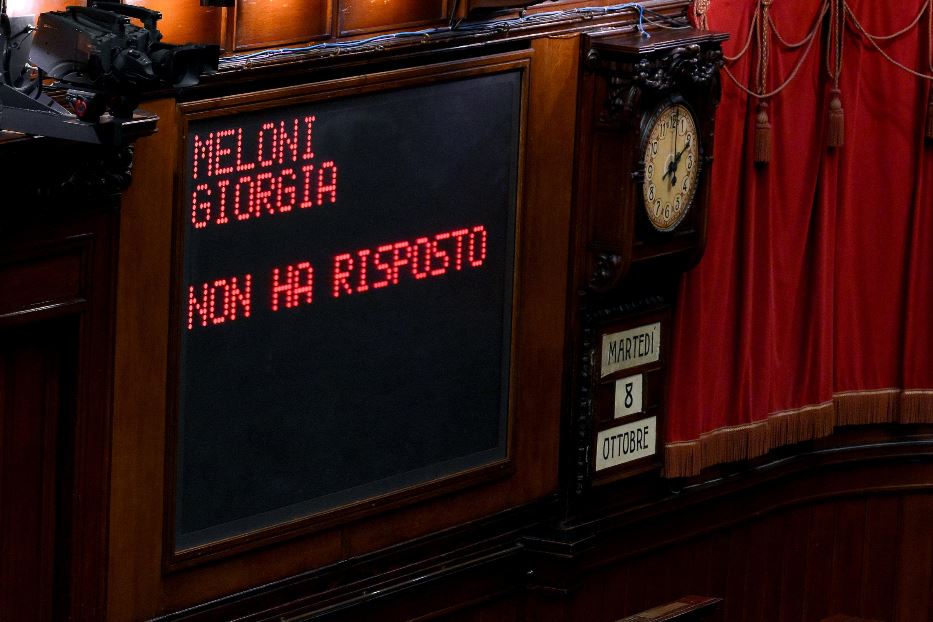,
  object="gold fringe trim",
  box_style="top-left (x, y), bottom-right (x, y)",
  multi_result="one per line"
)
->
top-left (702, 421), bottom-right (770, 467)
top-left (664, 443), bottom-right (702, 479)
top-left (834, 389), bottom-right (899, 425)
top-left (901, 391), bottom-right (933, 424)
top-left (766, 401), bottom-right (835, 446)
top-left (665, 389), bottom-right (933, 478)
